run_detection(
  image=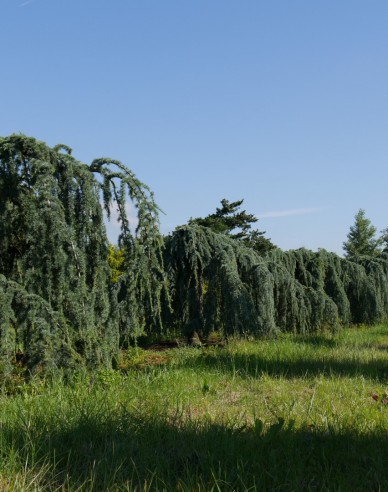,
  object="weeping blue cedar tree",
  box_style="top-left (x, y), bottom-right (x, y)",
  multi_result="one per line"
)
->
top-left (163, 226), bottom-right (388, 337)
top-left (0, 134), bottom-right (167, 374)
